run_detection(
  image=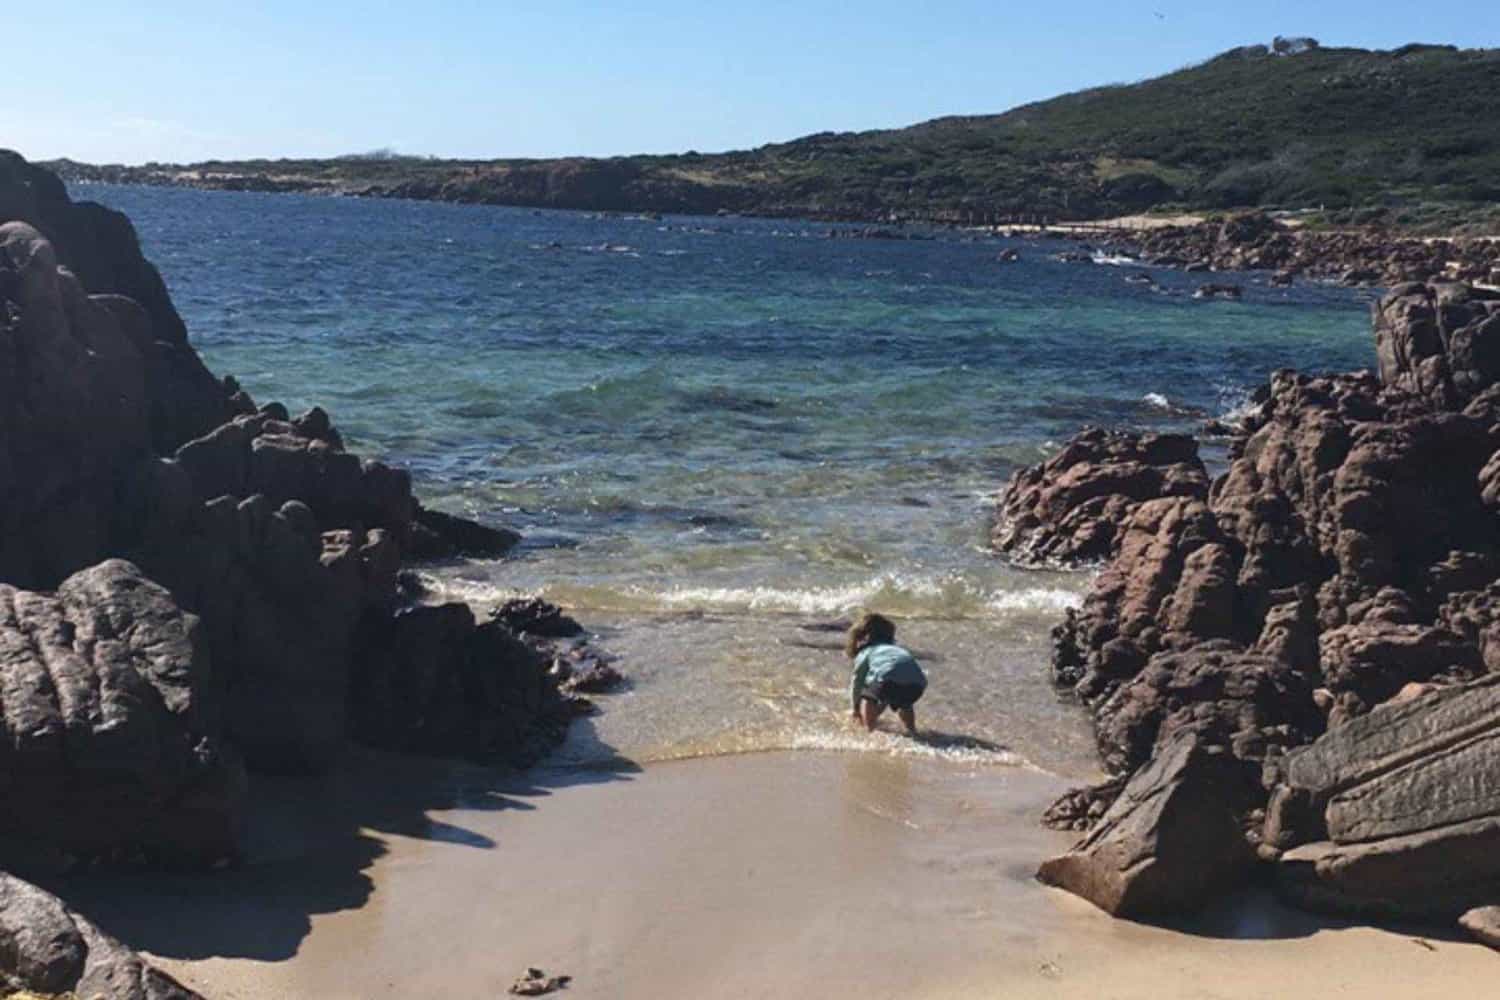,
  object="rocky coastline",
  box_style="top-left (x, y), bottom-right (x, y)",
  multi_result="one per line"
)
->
top-left (1059, 211), bottom-right (1500, 290)
top-left (0, 151), bottom-right (619, 996)
top-left (995, 278), bottom-right (1500, 946)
